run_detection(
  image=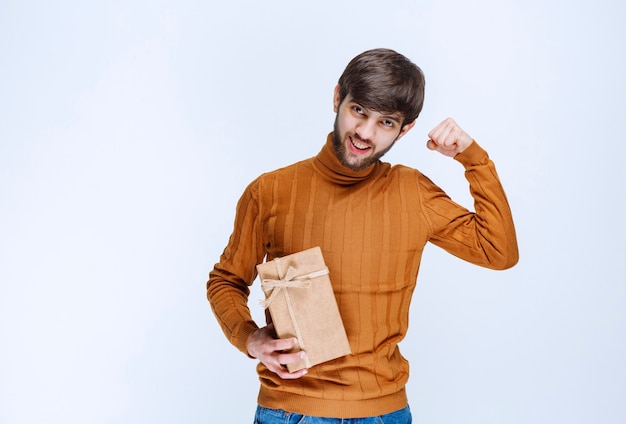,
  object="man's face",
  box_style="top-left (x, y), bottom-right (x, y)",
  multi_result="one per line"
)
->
top-left (331, 85), bottom-right (415, 171)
